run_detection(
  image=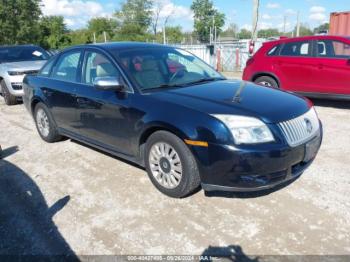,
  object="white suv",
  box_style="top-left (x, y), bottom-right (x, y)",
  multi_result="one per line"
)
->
top-left (0, 45), bottom-right (49, 105)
